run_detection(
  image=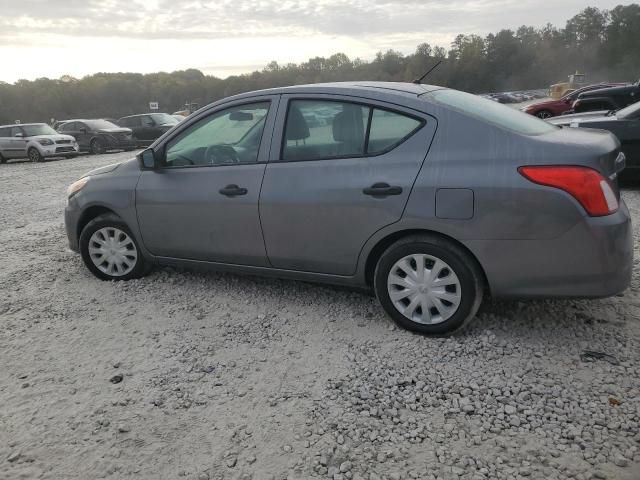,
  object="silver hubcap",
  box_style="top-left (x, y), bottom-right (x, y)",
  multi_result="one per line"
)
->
top-left (537, 112), bottom-right (551, 119)
top-left (387, 254), bottom-right (462, 325)
top-left (88, 227), bottom-right (137, 277)
top-left (29, 150), bottom-right (39, 162)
